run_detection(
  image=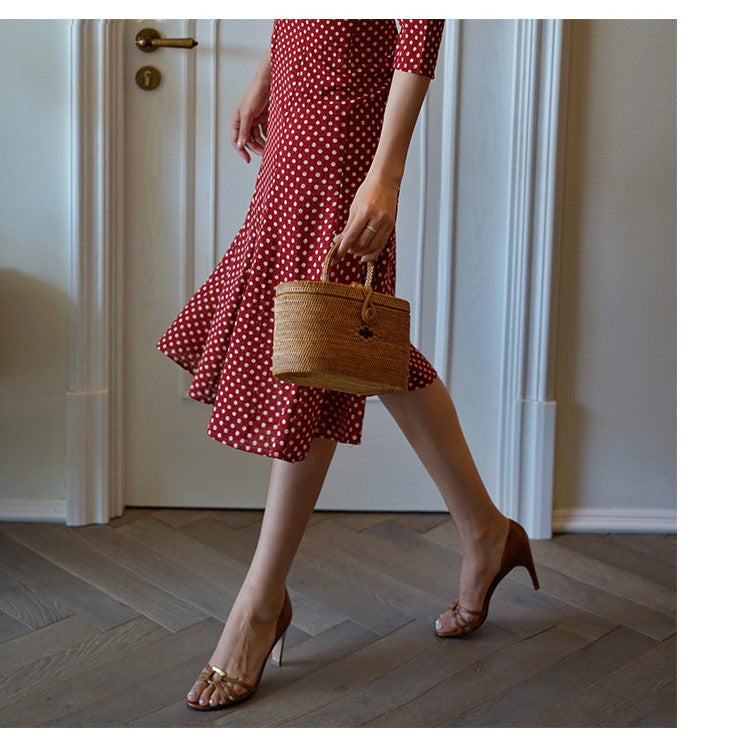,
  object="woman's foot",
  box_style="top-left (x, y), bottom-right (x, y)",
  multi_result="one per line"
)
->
top-left (435, 512), bottom-right (511, 635)
top-left (187, 586), bottom-right (287, 708)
